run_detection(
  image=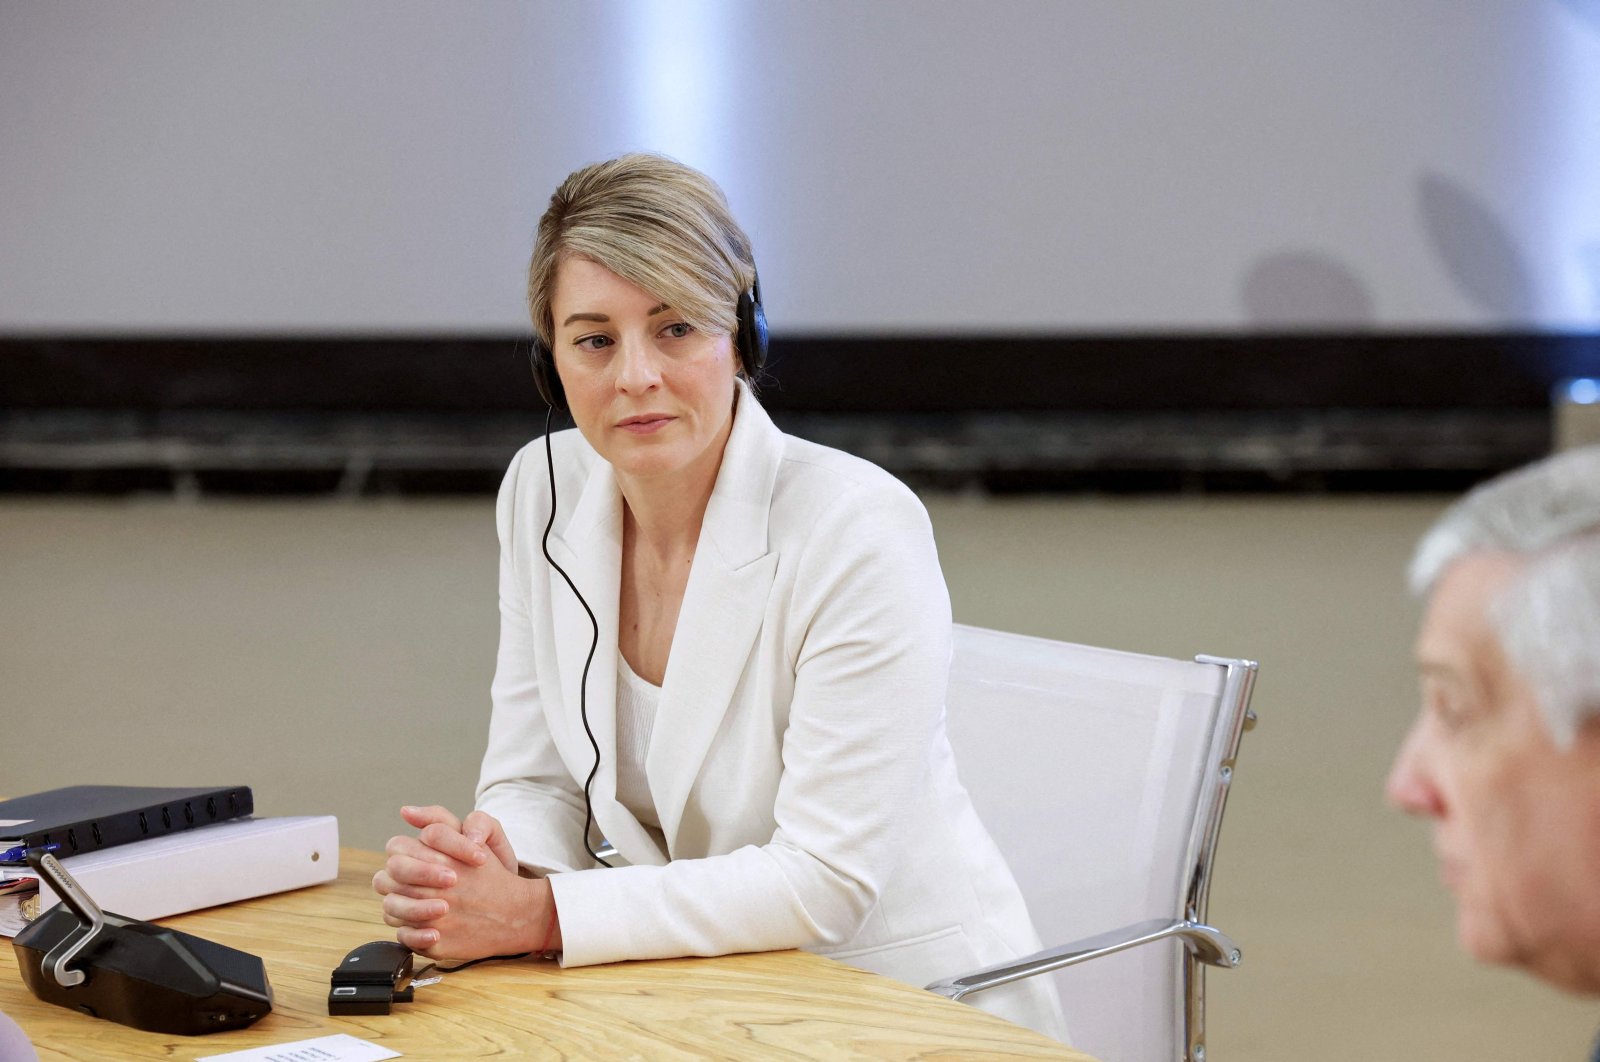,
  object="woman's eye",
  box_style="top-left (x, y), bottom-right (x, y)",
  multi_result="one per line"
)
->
top-left (663, 322), bottom-right (694, 339)
top-left (575, 334), bottom-right (612, 352)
